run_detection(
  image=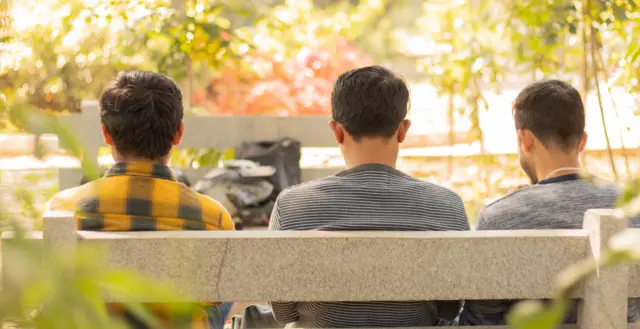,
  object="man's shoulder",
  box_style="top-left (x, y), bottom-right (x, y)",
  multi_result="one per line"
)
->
top-left (276, 176), bottom-right (339, 200)
top-left (280, 175), bottom-right (460, 199)
top-left (484, 180), bottom-right (619, 209)
top-left (46, 183), bottom-right (95, 212)
top-left (417, 180), bottom-right (464, 200)
top-left (479, 180), bottom-right (620, 229)
top-left (482, 186), bottom-right (533, 211)
top-left (195, 188), bottom-right (227, 211)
